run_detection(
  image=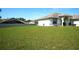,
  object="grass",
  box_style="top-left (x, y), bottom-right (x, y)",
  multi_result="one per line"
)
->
top-left (0, 25), bottom-right (79, 50)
